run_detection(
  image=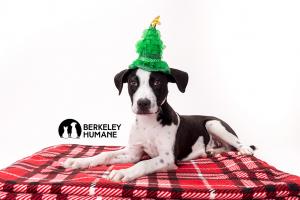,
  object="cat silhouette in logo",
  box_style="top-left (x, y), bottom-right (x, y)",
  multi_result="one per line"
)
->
top-left (70, 122), bottom-right (79, 138)
top-left (62, 126), bottom-right (69, 138)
